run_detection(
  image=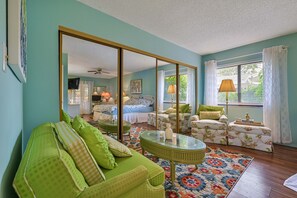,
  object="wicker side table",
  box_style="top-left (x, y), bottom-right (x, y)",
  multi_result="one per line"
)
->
top-left (140, 131), bottom-right (206, 183)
